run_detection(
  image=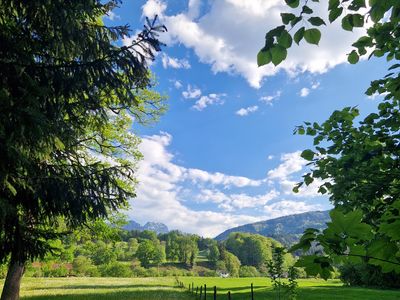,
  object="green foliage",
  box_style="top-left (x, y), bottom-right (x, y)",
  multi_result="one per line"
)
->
top-left (225, 232), bottom-right (289, 270)
top-left (72, 256), bottom-right (97, 277)
top-left (259, 0), bottom-right (400, 286)
top-left (222, 251), bottom-right (241, 277)
top-left (207, 244), bottom-right (220, 265)
top-left (258, 0), bottom-right (400, 68)
top-left (99, 261), bottom-right (133, 277)
top-left (340, 263), bottom-right (400, 288)
top-left (135, 239), bottom-right (165, 268)
top-left (267, 247), bottom-right (298, 300)
top-left (239, 265), bottom-right (260, 277)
